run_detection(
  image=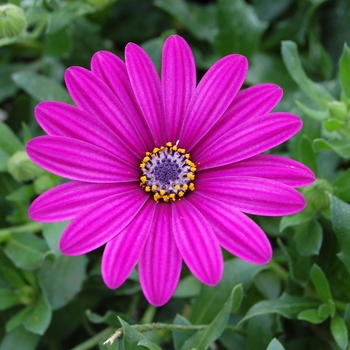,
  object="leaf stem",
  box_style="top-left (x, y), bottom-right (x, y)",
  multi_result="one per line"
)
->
top-left (0, 221), bottom-right (42, 243)
top-left (70, 327), bottom-right (114, 350)
top-left (268, 259), bottom-right (289, 282)
top-left (103, 322), bottom-right (243, 345)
